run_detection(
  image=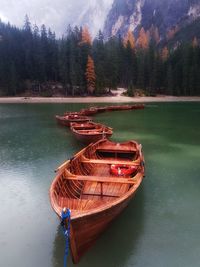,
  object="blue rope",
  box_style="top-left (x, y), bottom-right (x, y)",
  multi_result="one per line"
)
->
top-left (61, 208), bottom-right (71, 267)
